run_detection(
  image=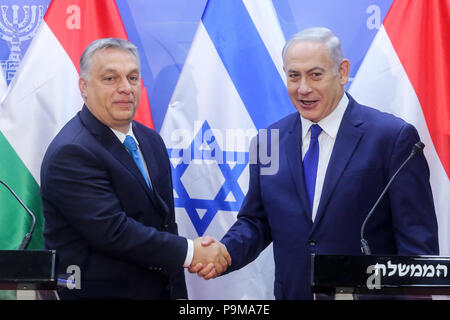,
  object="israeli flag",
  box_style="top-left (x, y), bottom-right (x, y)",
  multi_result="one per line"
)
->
top-left (160, 0), bottom-right (293, 299)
